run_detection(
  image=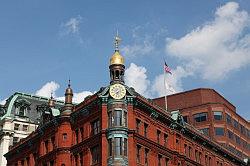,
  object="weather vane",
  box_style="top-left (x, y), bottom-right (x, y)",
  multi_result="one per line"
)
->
top-left (114, 30), bottom-right (121, 51)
